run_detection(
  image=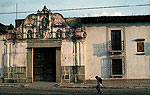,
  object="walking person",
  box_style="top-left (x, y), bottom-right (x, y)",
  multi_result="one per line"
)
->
top-left (95, 76), bottom-right (103, 94)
